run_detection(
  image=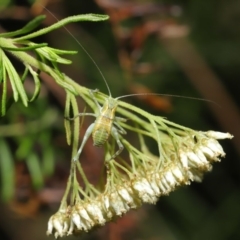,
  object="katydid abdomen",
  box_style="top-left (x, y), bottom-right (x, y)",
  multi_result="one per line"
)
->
top-left (92, 115), bottom-right (114, 147)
